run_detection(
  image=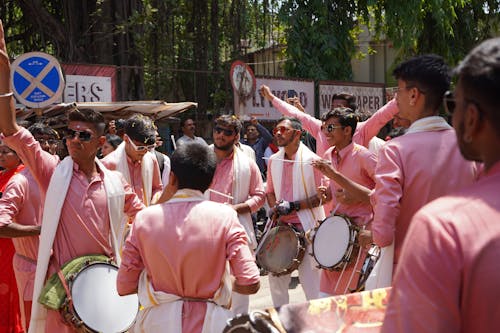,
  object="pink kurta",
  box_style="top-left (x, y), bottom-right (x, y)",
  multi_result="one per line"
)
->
top-left (117, 191), bottom-right (259, 333)
top-left (320, 143), bottom-right (376, 294)
top-left (382, 162), bottom-right (500, 333)
top-left (3, 127), bottom-right (145, 333)
top-left (271, 97), bottom-right (398, 157)
top-left (0, 170), bottom-right (42, 302)
top-left (266, 154), bottom-right (327, 225)
top-left (370, 128), bottom-right (478, 266)
top-left (101, 150), bottom-right (163, 204)
top-left (208, 150), bottom-right (265, 211)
